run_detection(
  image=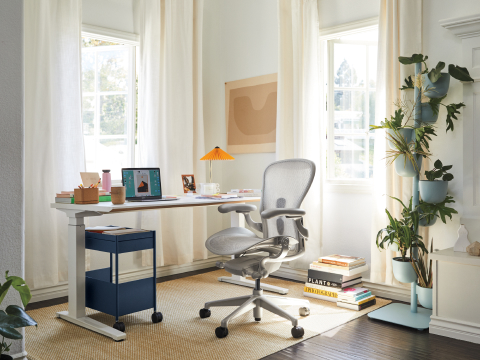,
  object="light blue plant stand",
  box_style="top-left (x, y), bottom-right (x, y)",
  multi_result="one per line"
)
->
top-left (368, 62), bottom-right (433, 330)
